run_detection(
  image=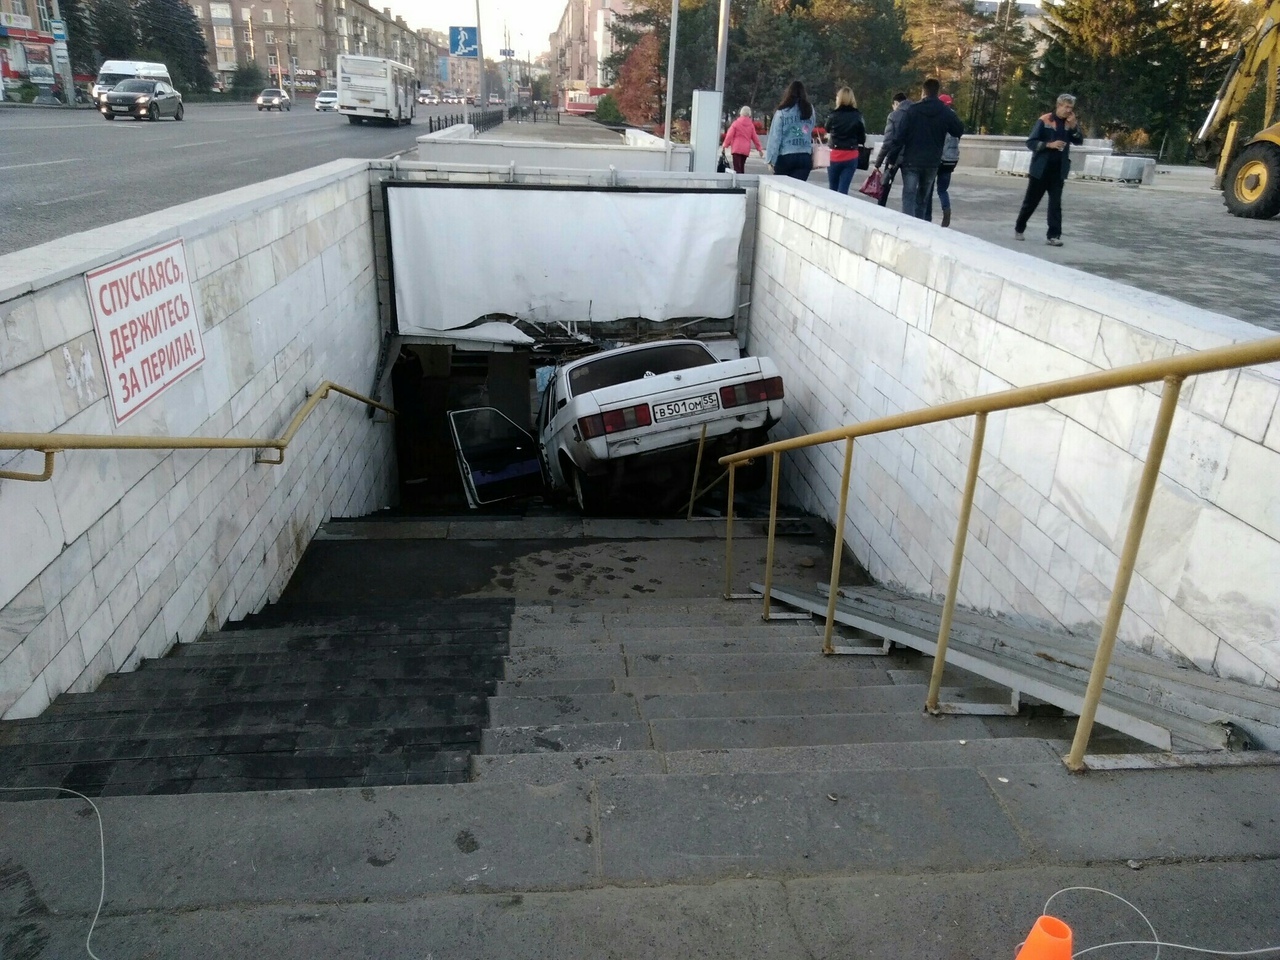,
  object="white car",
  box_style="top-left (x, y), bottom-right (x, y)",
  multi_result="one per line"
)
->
top-left (315, 90), bottom-right (338, 111)
top-left (448, 340), bottom-right (783, 512)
